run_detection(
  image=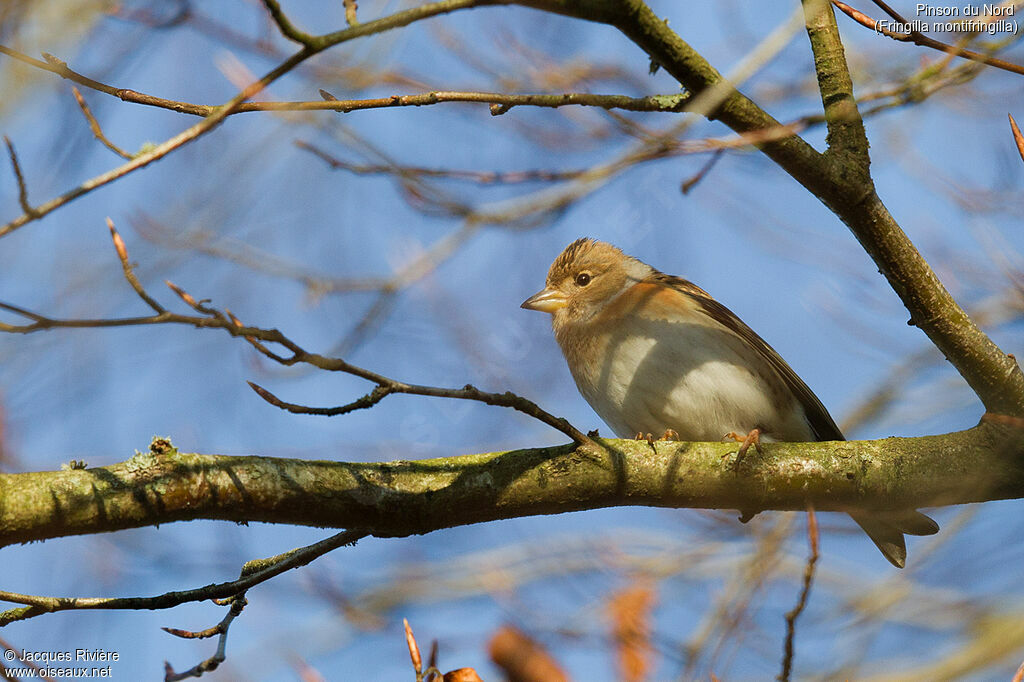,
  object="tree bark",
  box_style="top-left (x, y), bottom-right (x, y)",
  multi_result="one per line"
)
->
top-left (3, 426), bottom-right (1021, 547)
